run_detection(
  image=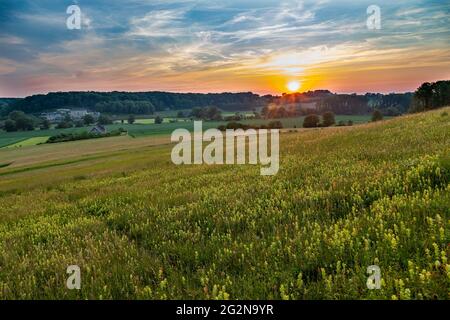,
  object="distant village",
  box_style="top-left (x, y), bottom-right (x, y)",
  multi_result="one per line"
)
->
top-left (41, 109), bottom-right (100, 123)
